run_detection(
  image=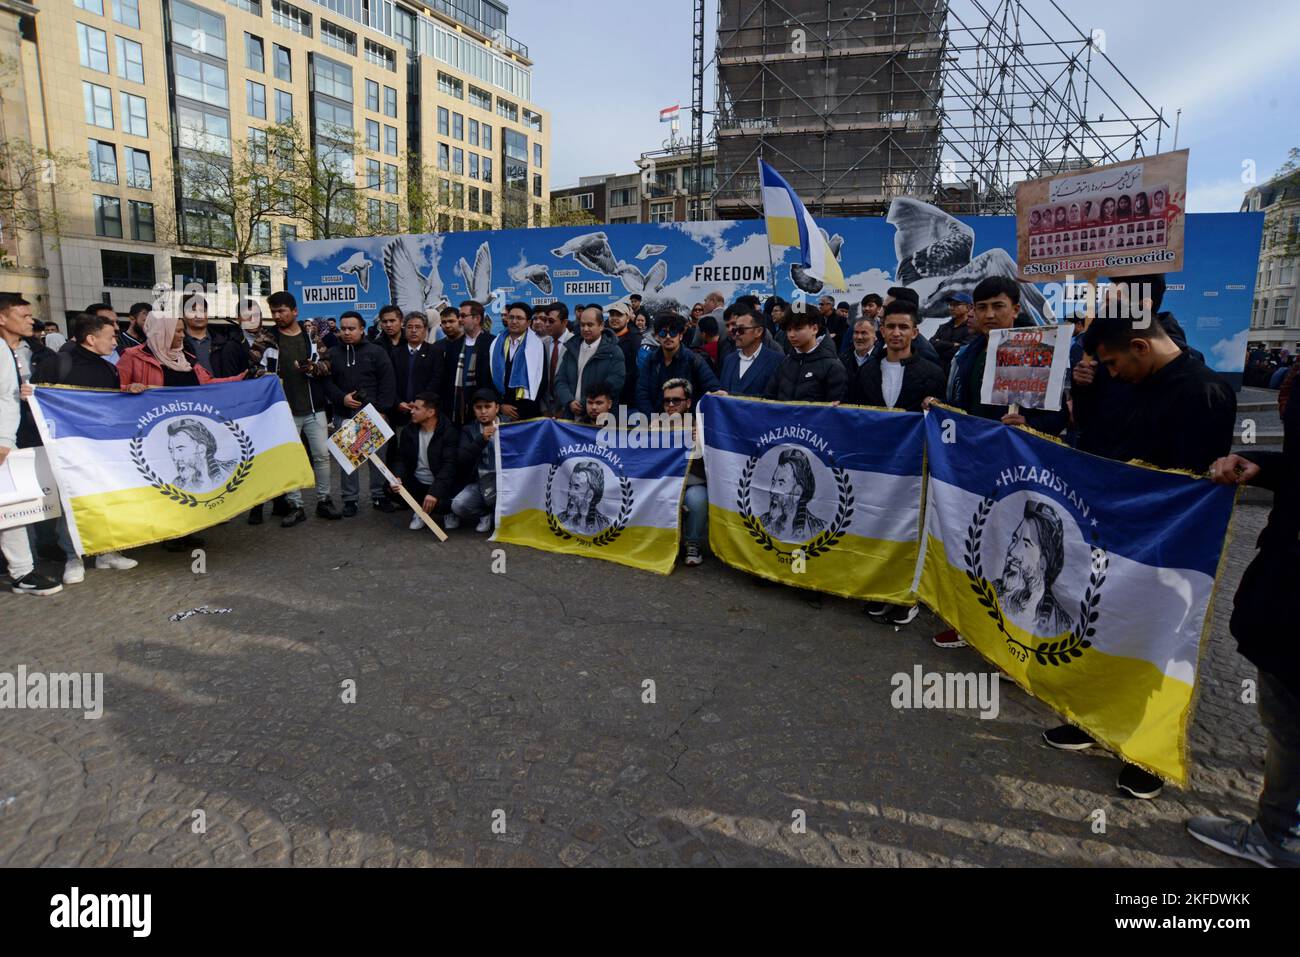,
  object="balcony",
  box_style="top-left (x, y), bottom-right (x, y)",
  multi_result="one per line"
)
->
top-left (424, 0), bottom-right (528, 59)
